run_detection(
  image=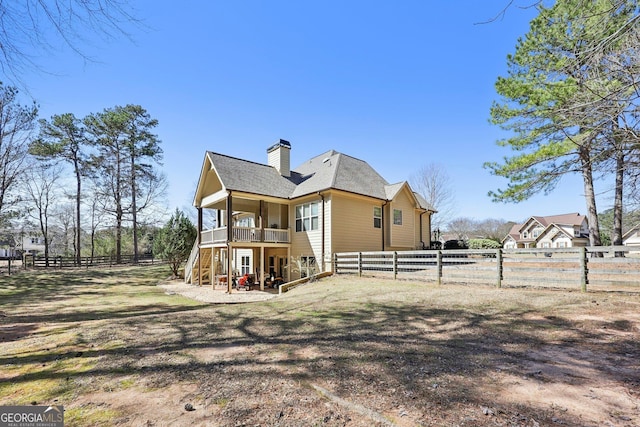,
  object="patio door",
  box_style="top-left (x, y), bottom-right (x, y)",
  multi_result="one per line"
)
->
top-left (268, 255), bottom-right (288, 281)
